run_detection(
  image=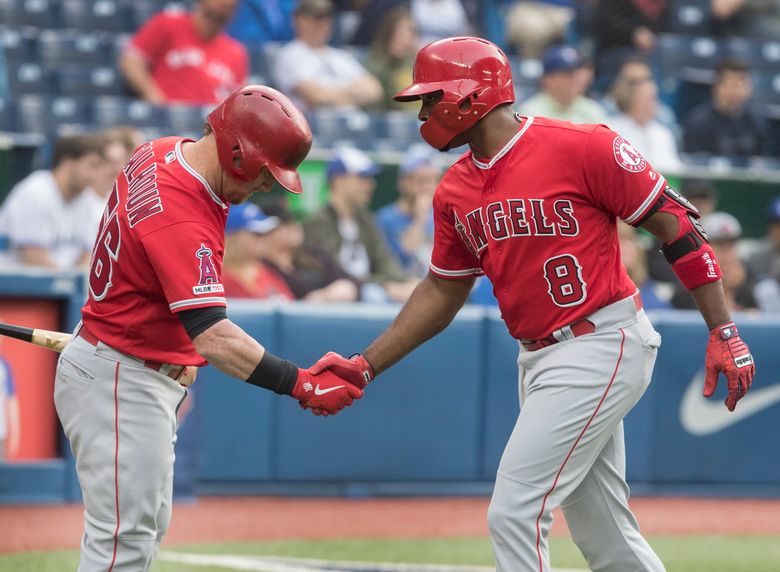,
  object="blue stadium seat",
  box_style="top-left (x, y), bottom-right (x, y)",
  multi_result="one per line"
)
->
top-left (164, 104), bottom-right (208, 133)
top-left (93, 96), bottom-right (163, 128)
top-left (668, 0), bottom-right (713, 35)
top-left (57, 65), bottom-right (127, 97)
top-left (657, 35), bottom-right (723, 81)
top-left (0, 100), bottom-right (17, 132)
top-left (61, 0), bottom-right (133, 34)
top-left (1, 28), bottom-right (39, 65)
top-left (130, 1), bottom-right (186, 31)
top-left (8, 62), bottom-right (55, 96)
top-left (16, 95), bottom-right (92, 134)
top-left (752, 73), bottom-right (780, 114)
top-left (725, 38), bottom-right (780, 72)
top-left (309, 109), bottom-right (382, 148)
top-left (39, 30), bottom-right (113, 67)
top-left (0, 0), bottom-right (62, 29)
top-left (382, 111), bottom-right (421, 146)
